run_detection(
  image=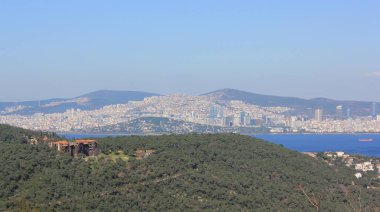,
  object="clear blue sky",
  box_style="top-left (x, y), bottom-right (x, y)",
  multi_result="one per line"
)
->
top-left (1, 1), bottom-right (379, 101)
